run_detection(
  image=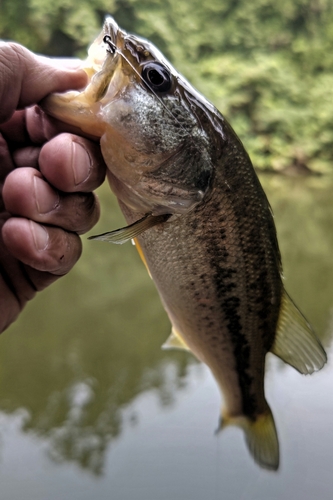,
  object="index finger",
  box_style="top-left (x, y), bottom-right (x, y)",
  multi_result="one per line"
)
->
top-left (0, 42), bottom-right (87, 123)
